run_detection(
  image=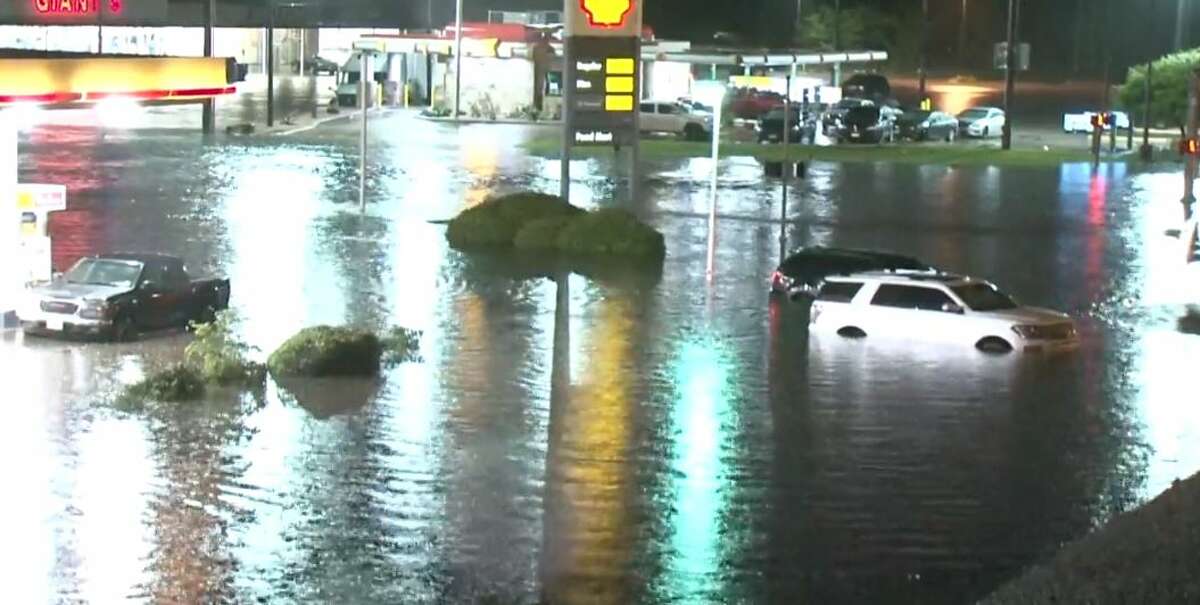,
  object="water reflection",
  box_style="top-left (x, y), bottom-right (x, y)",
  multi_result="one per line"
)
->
top-left (4, 112), bottom-right (1200, 604)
